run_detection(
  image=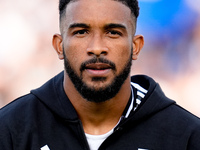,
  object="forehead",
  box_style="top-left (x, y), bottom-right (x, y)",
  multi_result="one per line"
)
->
top-left (62, 0), bottom-right (134, 30)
